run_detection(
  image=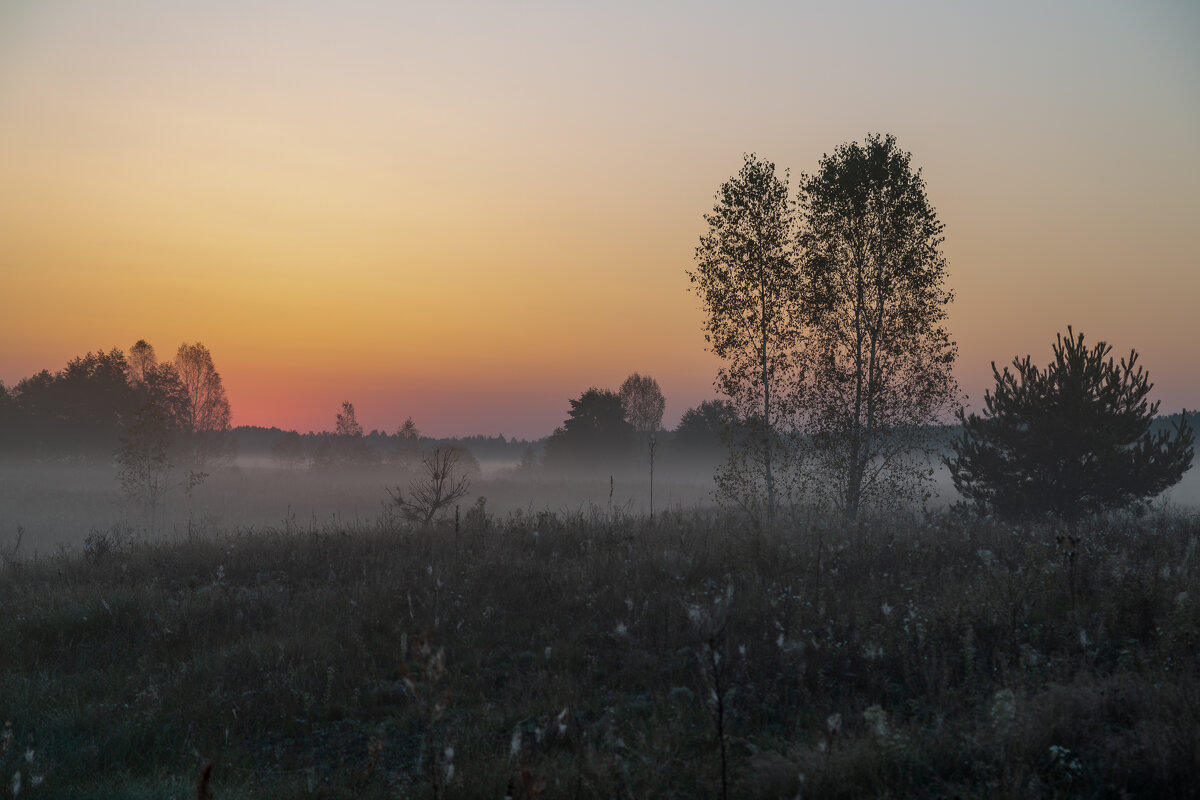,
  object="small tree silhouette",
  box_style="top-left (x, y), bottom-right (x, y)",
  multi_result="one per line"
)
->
top-left (618, 373), bottom-right (666, 518)
top-left (388, 448), bottom-right (471, 526)
top-left (391, 416), bottom-right (422, 467)
top-left (945, 326), bottom-right (1193, 522)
